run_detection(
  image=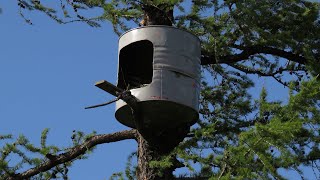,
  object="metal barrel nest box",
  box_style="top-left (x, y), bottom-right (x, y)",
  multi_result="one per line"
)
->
top-left (115, 25), bottom-right (201, 129)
